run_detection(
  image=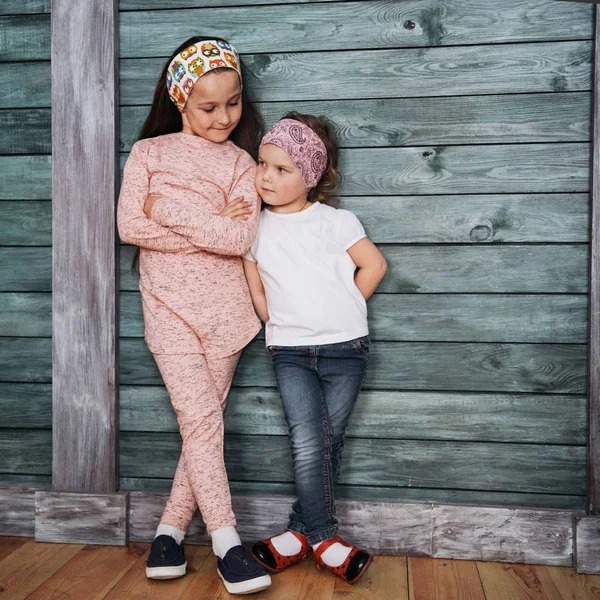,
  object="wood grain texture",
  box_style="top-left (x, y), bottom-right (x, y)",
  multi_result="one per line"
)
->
top-left (0, 430), bottom-right (51, 474)
top-left (119, 385), bottom-right (587, 444)
top-left (120, 432), bottom-right (586, 495)
top-left (120, 42), bottom-right (592, 106)
top-left (409, 557), bottom-right (487, 600)
top-left (0, 485), bottom-right (44, 536)
top-left (477, 561), bottom-right (564, 599)
top-left (2, 0), bottom-right (592, 60)
top-left (588, 3), bottom-right (600, 516)
top-left (128, 491), bottom-right (580, 565)
top-left (25, 545), bottom-right (140, 600)
top-left (0, 41), bottom-right (592, 109)
top-left (121, 477), bottom-right (586, 510)
top-left (0, 156), bottom-right (51, 199)
top-left (120, 292), bottom-right (587, 343)
top-left (0, 109), bottom-right (52, 154)
top-left (0, 0), bottom-right (49, 14)
top-left (0, 383), bottom-right (51, 428)
top-left (433, 505), bottom-right (578, 566)
top-left (35, 491), bottom-right (128, 545)
top-left (119, 244), bottom-right (589, 294)
top-left (118, 0), bottom-right (593, 58)
top-left (0, 294), bottom-right (52, 336)
top-left (51, 0), bottom-right (119, 493)
top-left (0, 201), bottom-right (51, 245)
top-left (0, 537), bottom-right (29, 563)
top-left (574, 516), bottom-right (600, 574)
top-left (0, 540), bottom-right (84, 600)
top-left (120, 337), bottom-right (588, 394)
